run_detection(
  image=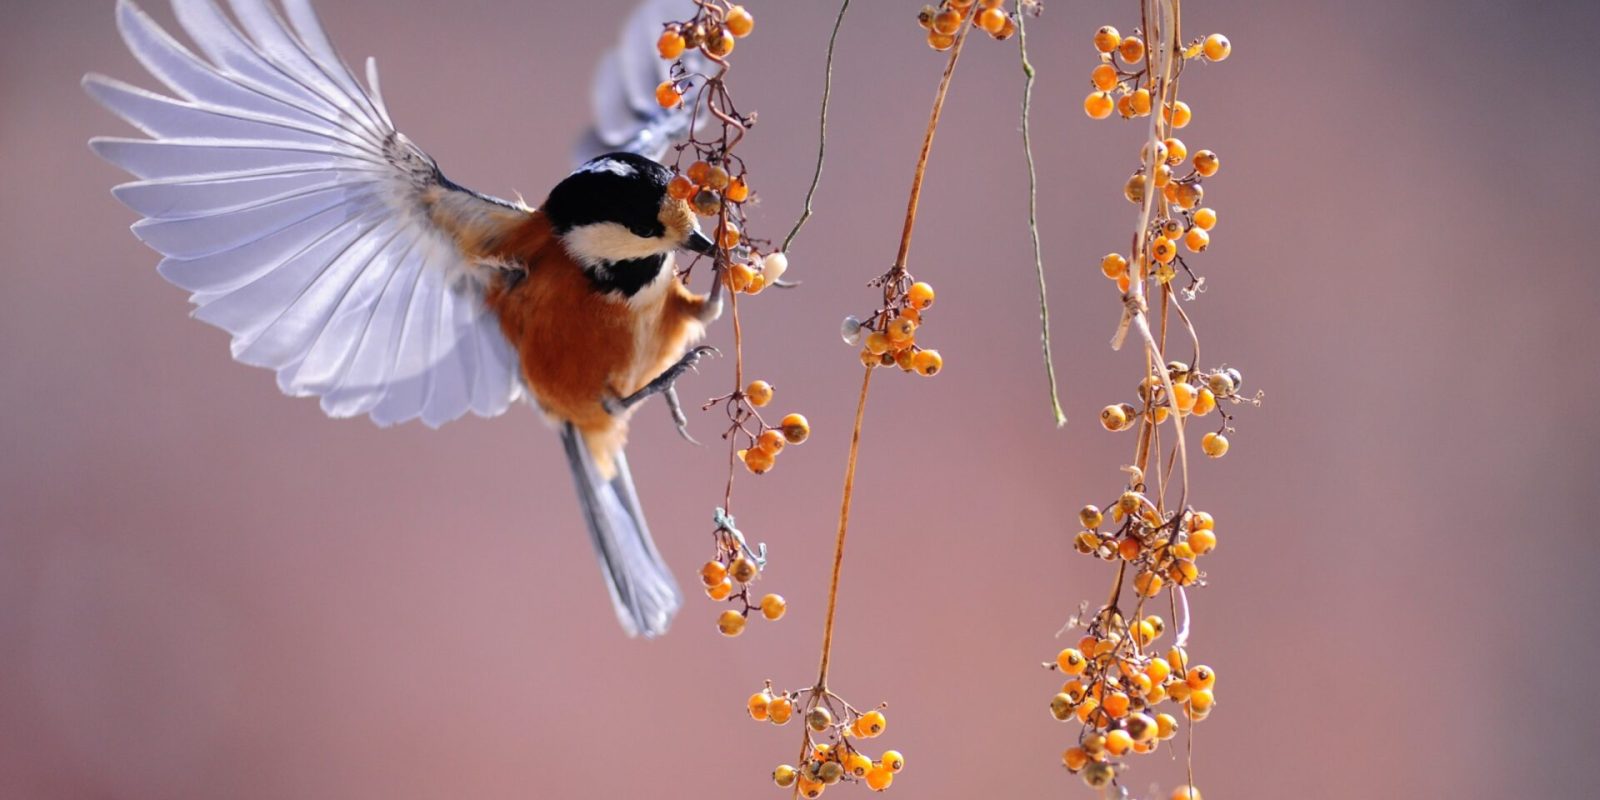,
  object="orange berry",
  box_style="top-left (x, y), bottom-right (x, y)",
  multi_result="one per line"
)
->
top-left (886, 317), bottom-right (917, 345)
top-left (1172, 786), bottom-right (1204, 800)
top-left (1103, 691), bottom-right (1131, 718)
top-left (1124, 172), bottom-right (1147, 204)
top-left (742, 446), bottom-right (775, 474)
top-left (881, 750), bottom-right (905, 773)
top-left (1171, 381), bottom-right (1197, 412)
top-left (865, 767), bottom-right (893, 791)
top-left (1079, 505), bottom-right (1104, 529)
top-left (1101, 253), bottom-right (1129, 279)
top-left (1189, 528), bottom-right (1217, 555)
top-left (774, 764), bottom-right (798, 787)
top-left (703, 28), bottom-right (735, 57)
top-left (1117, 274), bottom-right (1132, 293)
top-left (760, 593), bottom-right (787, 621)
top-left (1192, 207), bottom-right (1218, 230)
top-left (858, 710), bottom-right (887, 737)
top-left (699, 561), bottom-right (726, 587)
top-left (1119, 35), bottom-right (1145, 63)
top-left (797, 776), bottom-right (824, 798)
top-left (1094, 25), bottom-right (1122, 52)
top-left (1082, 761), bottom-right (1115, 788)
top-left (706, 577), bottom-right (733, 600)
top-left (1175, 182), bottom-right (1204, 210)
top-left (654, 80), bottom-right (680, 108)
top-left (865, 331), bottom-right (891, 355)
top-left (807, 706), bottom-right (833, 732)
top-left (1146, 656), bottom-right (1172, 684)
top-left (1062, 746), bottom-right (1090, 772)
top-left (1057, 648), bottom-right (1088, 674)
top-left (667, 174), bottom-right (695, 201)
top-left (979, 7), bottom-right (1006, 34)
top-left (1184, 226), bottom-right (1210, 253)
top-left (730, 557), bottom-right (757, 583)
top-left (726, 5), bottom-right (755, 38)
top-left (1156, 713), bottom-right (1180, 740)
top-left (1186, 665), bottom-right (1216, 690)
top-left (1126, 712), bottom-right (1158, 742)
top-left (717, 609), bottom-right (746, 636)
top-left (1092, 63), bottom-right (1119, 92)
top-left (657, 29), bottom-right (686, 60)
top-left (927, 30), bottom-right (956, 51)
top-left (1100, 404), bottom-right (1129, 432)
top-left (846, 752), bottom-right (873, 778)
top-left (1118, 537), bottom-right (1141, 561)
top-left (686, 160), bottom-right (712, 184)
top-left (749, 691), bottom-right (772, 720)
top-left (726, 176), bottom-right (750, 203)
top-left (757, 429), bottom-right (787, 456)
top-left (780, 413), bottom-right (810, 444)
top-left (1165, 100), bottom-right (1192, 128)
top-left (1201, 431), bottom-right (1229, 458)
top-left (1084, 91), bottom-right (1114, 119)
top-left (933, 8), bottom-right (962, 34)
top-left (1203, 33), bottom-right (1231, 61)
top-left (912, 349), bottom-right (943, 377)
top-left (1134, 570), bottom-right (1164, 597)
top-left (1170, 559), bottom-right (1199, 585)
top-left (769, 696), bottom-right (794, 725)
top-left (908, 281), bottom-right (936, 309)
top-left (1105, 728), bottom-right (1134, 754)
top-left (703, 165), bottom-right (730, 191)
top-left (719, 220), bottom-right (741, 249)
top-left (1188, 687), bottom-right (1215, 712)
top-left (1151, 236), bottom-right (1177, 264)
top-left (1193, 150), bottom-right (1219, 177)
top-left (1130, 88), bottom-right (1152, 116)
top-left (1164, 137), bottom-right (1188, 165)
top-left (745, 380), bottom-right (774, 407)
